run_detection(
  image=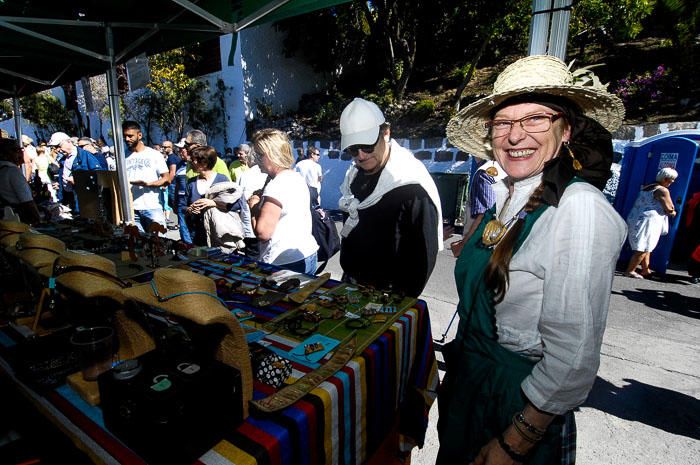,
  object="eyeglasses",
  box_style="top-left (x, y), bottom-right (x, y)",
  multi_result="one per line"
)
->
top-left (345, 136), bottom-right (380, 157)
top-left (485, 112), bottom-right (564, 136)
